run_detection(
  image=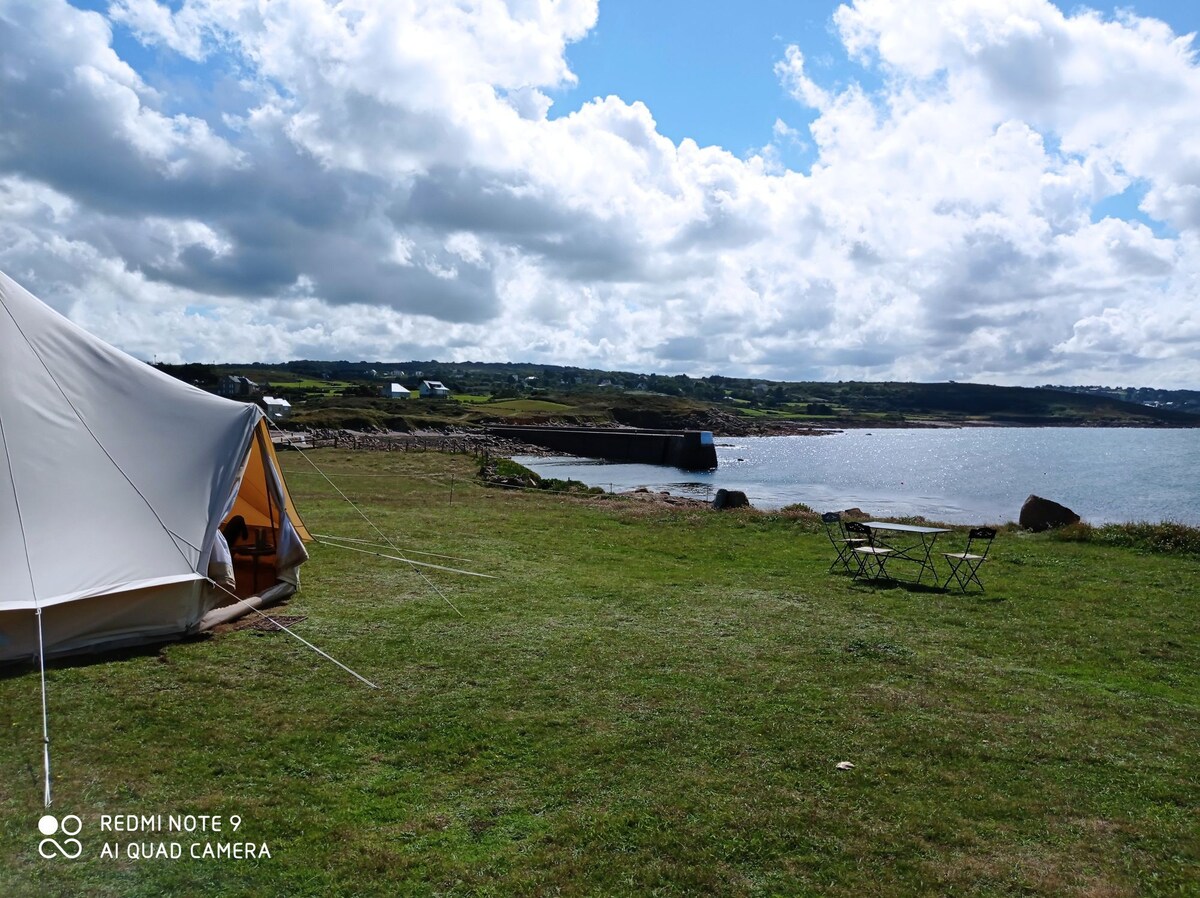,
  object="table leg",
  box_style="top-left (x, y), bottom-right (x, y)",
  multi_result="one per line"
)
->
top-left (914, 535), bottom-right (939, 585)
